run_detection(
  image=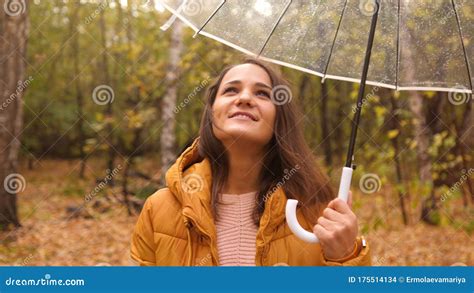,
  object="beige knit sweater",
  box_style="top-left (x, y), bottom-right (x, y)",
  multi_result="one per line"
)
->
top-left (215, 191), bottom-right (258, 266)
